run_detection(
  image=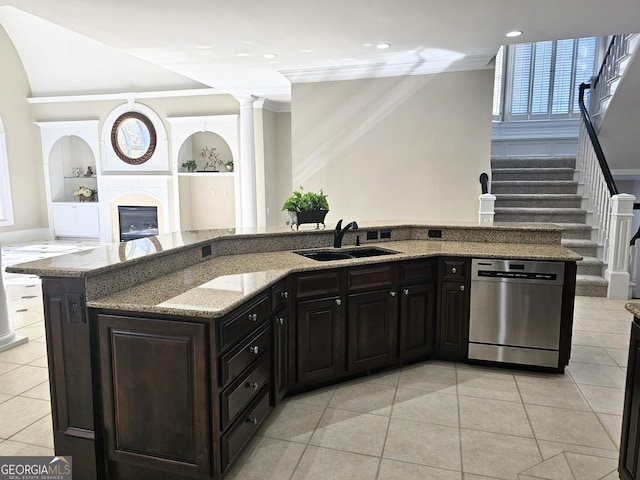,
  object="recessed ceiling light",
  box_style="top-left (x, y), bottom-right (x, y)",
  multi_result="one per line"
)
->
top-left (506, 30), bottom-right (523, 38)
top-left (377, 43), bottom-right (391, 49)
top-left (264, 53), bottom-right (278, 59)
